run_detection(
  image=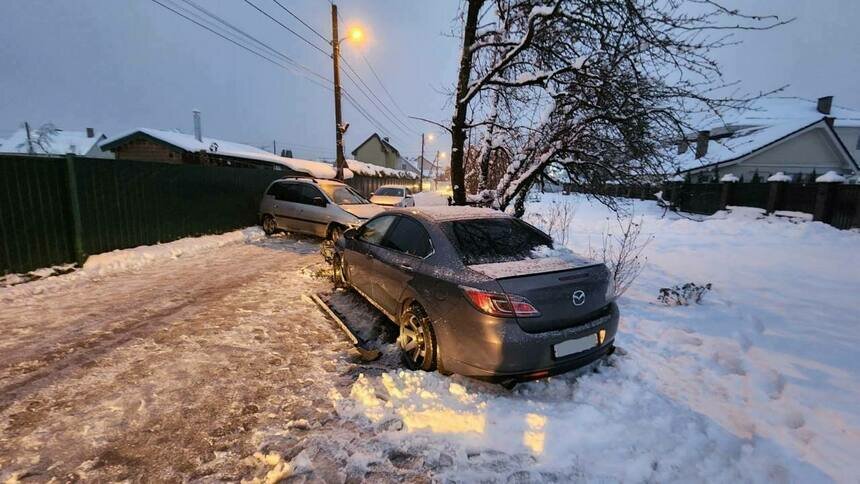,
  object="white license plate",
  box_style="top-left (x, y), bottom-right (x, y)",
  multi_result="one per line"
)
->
top-left (553, 334), bottom-right (598, 358)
